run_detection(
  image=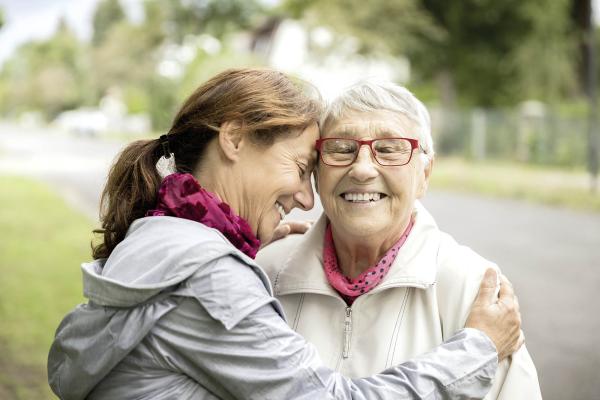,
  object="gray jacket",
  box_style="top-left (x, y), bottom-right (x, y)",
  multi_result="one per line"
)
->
top-left (48, 216), bottom-right (498, 399)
